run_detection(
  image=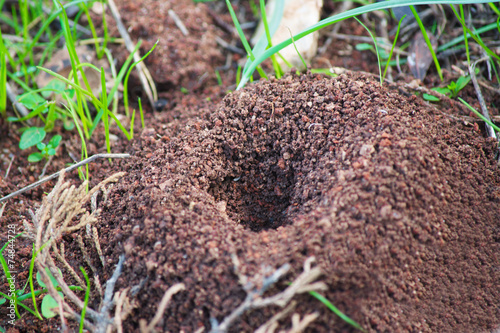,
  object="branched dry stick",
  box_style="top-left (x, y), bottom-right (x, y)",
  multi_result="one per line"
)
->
top-left (255, 301), bottom-right (297, 333)
top-left (27, 170), bottom-right (127, 332)
top-left (138, 283), bottom-right (186, 333)
top-left (52, 242), bottom-right (86, 289)
top-left (210, 257), bottom-right (327, 333)
top-left (289, 312), bottom-right (320, 333)
top-left (95, 254), bottom-right (126, 333)
top-left (113, 287), bottom-right (131, 333)
top-left (0, 153), bottom-right (130, 203)
top-left (469, 57), bottom-right (497, 140)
